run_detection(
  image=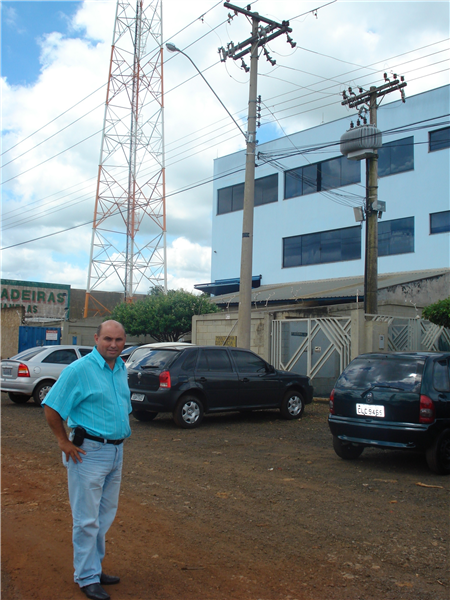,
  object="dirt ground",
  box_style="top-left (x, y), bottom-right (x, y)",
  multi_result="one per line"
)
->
top-left (1, 391), bottom-right (449, 600)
